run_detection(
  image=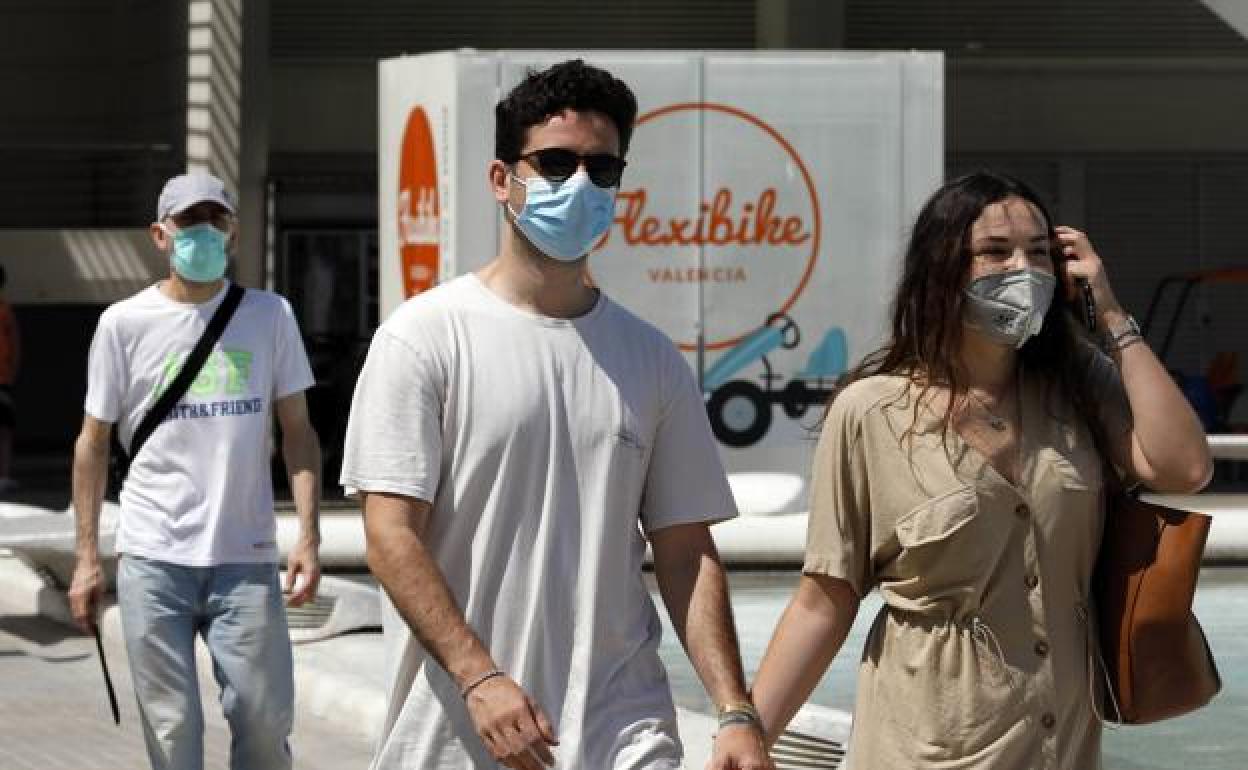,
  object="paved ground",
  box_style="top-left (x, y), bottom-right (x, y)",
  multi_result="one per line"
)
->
top-left (0, 612), bottom-right (374, 769)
